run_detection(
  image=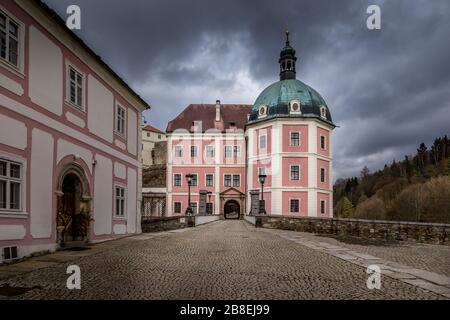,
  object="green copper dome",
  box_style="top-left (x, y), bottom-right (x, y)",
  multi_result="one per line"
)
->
top-left (248, 32), bottom-right (334, 126)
